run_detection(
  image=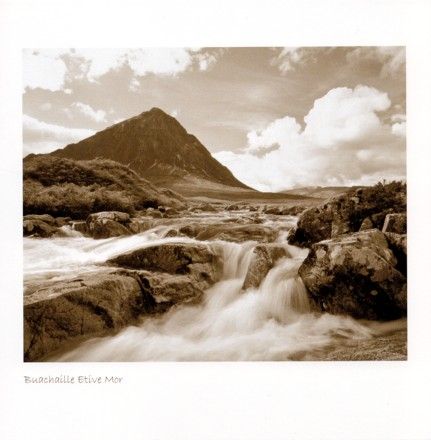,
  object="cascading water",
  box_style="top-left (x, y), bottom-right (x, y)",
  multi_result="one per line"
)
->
top-left (24, 212), bottom-right (406, 361)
